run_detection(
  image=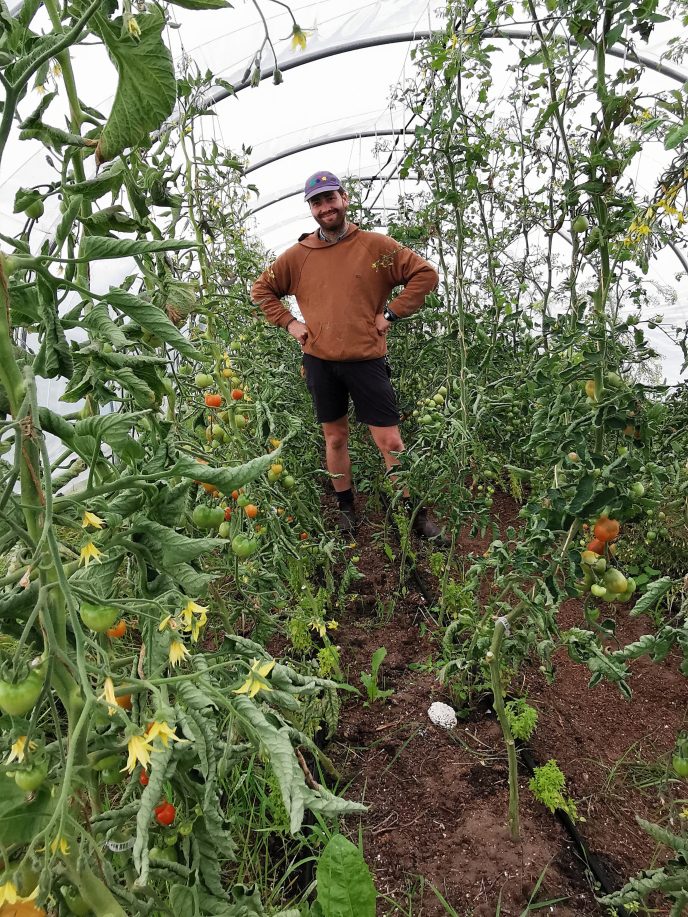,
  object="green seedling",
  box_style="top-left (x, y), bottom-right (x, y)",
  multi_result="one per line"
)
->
top-left (360, 647), bottom-right (394, 706)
